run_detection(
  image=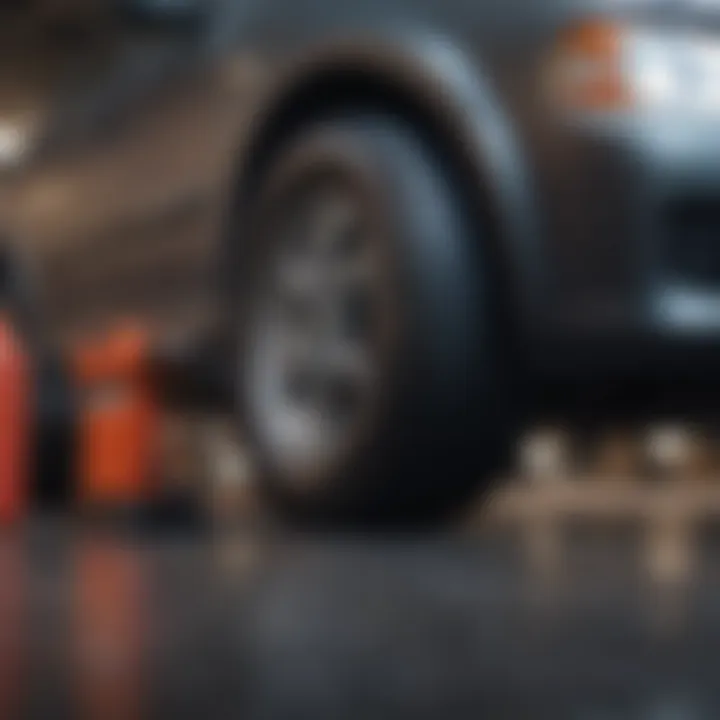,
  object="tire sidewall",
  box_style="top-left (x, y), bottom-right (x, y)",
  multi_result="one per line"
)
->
top-left (234, 115), bottom-right (505, 523)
